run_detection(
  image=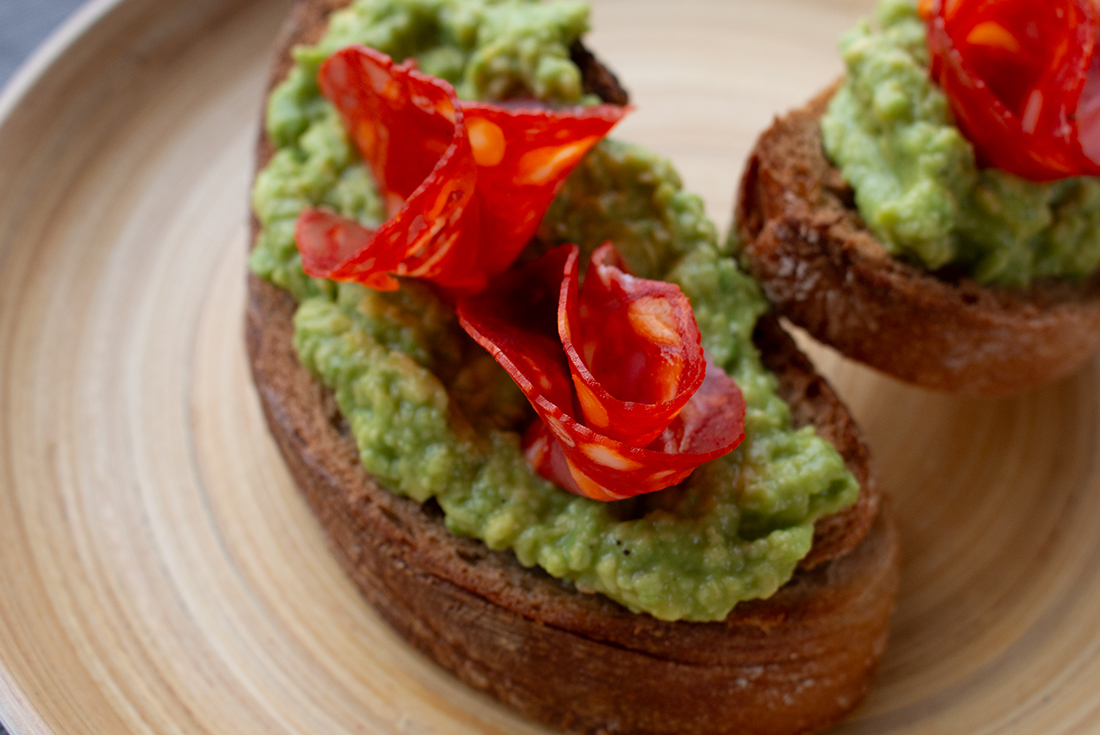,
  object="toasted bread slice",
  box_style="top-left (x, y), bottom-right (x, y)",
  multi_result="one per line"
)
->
top-left (247, 5), bottom-right (899, 734)
top-left (737, 88), bottom-right (1100, 396)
